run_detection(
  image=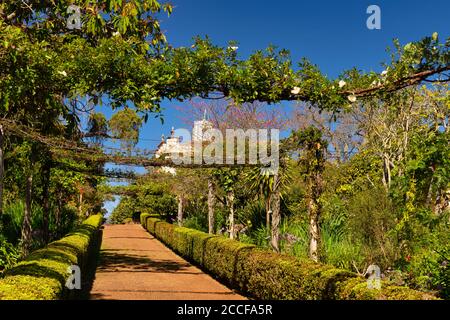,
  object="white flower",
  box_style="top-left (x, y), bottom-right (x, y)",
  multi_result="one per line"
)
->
top-left (58, 70), bottom-right (67, 77)
top-left (113, 31), bottom-right (120, 37)
top-left (338, 80), bottom-right (346, 88)
top-left (371, 80), bottom-right (381, 86)
top-left (347, 94), bottom-right (357, 103)
top-left (229, 46), bottom-right (239, 51)
top-left (291, 87), bottom-right (301, 95)
top-left (432, 32), bottom-right (438, 41)
top-left (381, 70), bottom-right (388, 77)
